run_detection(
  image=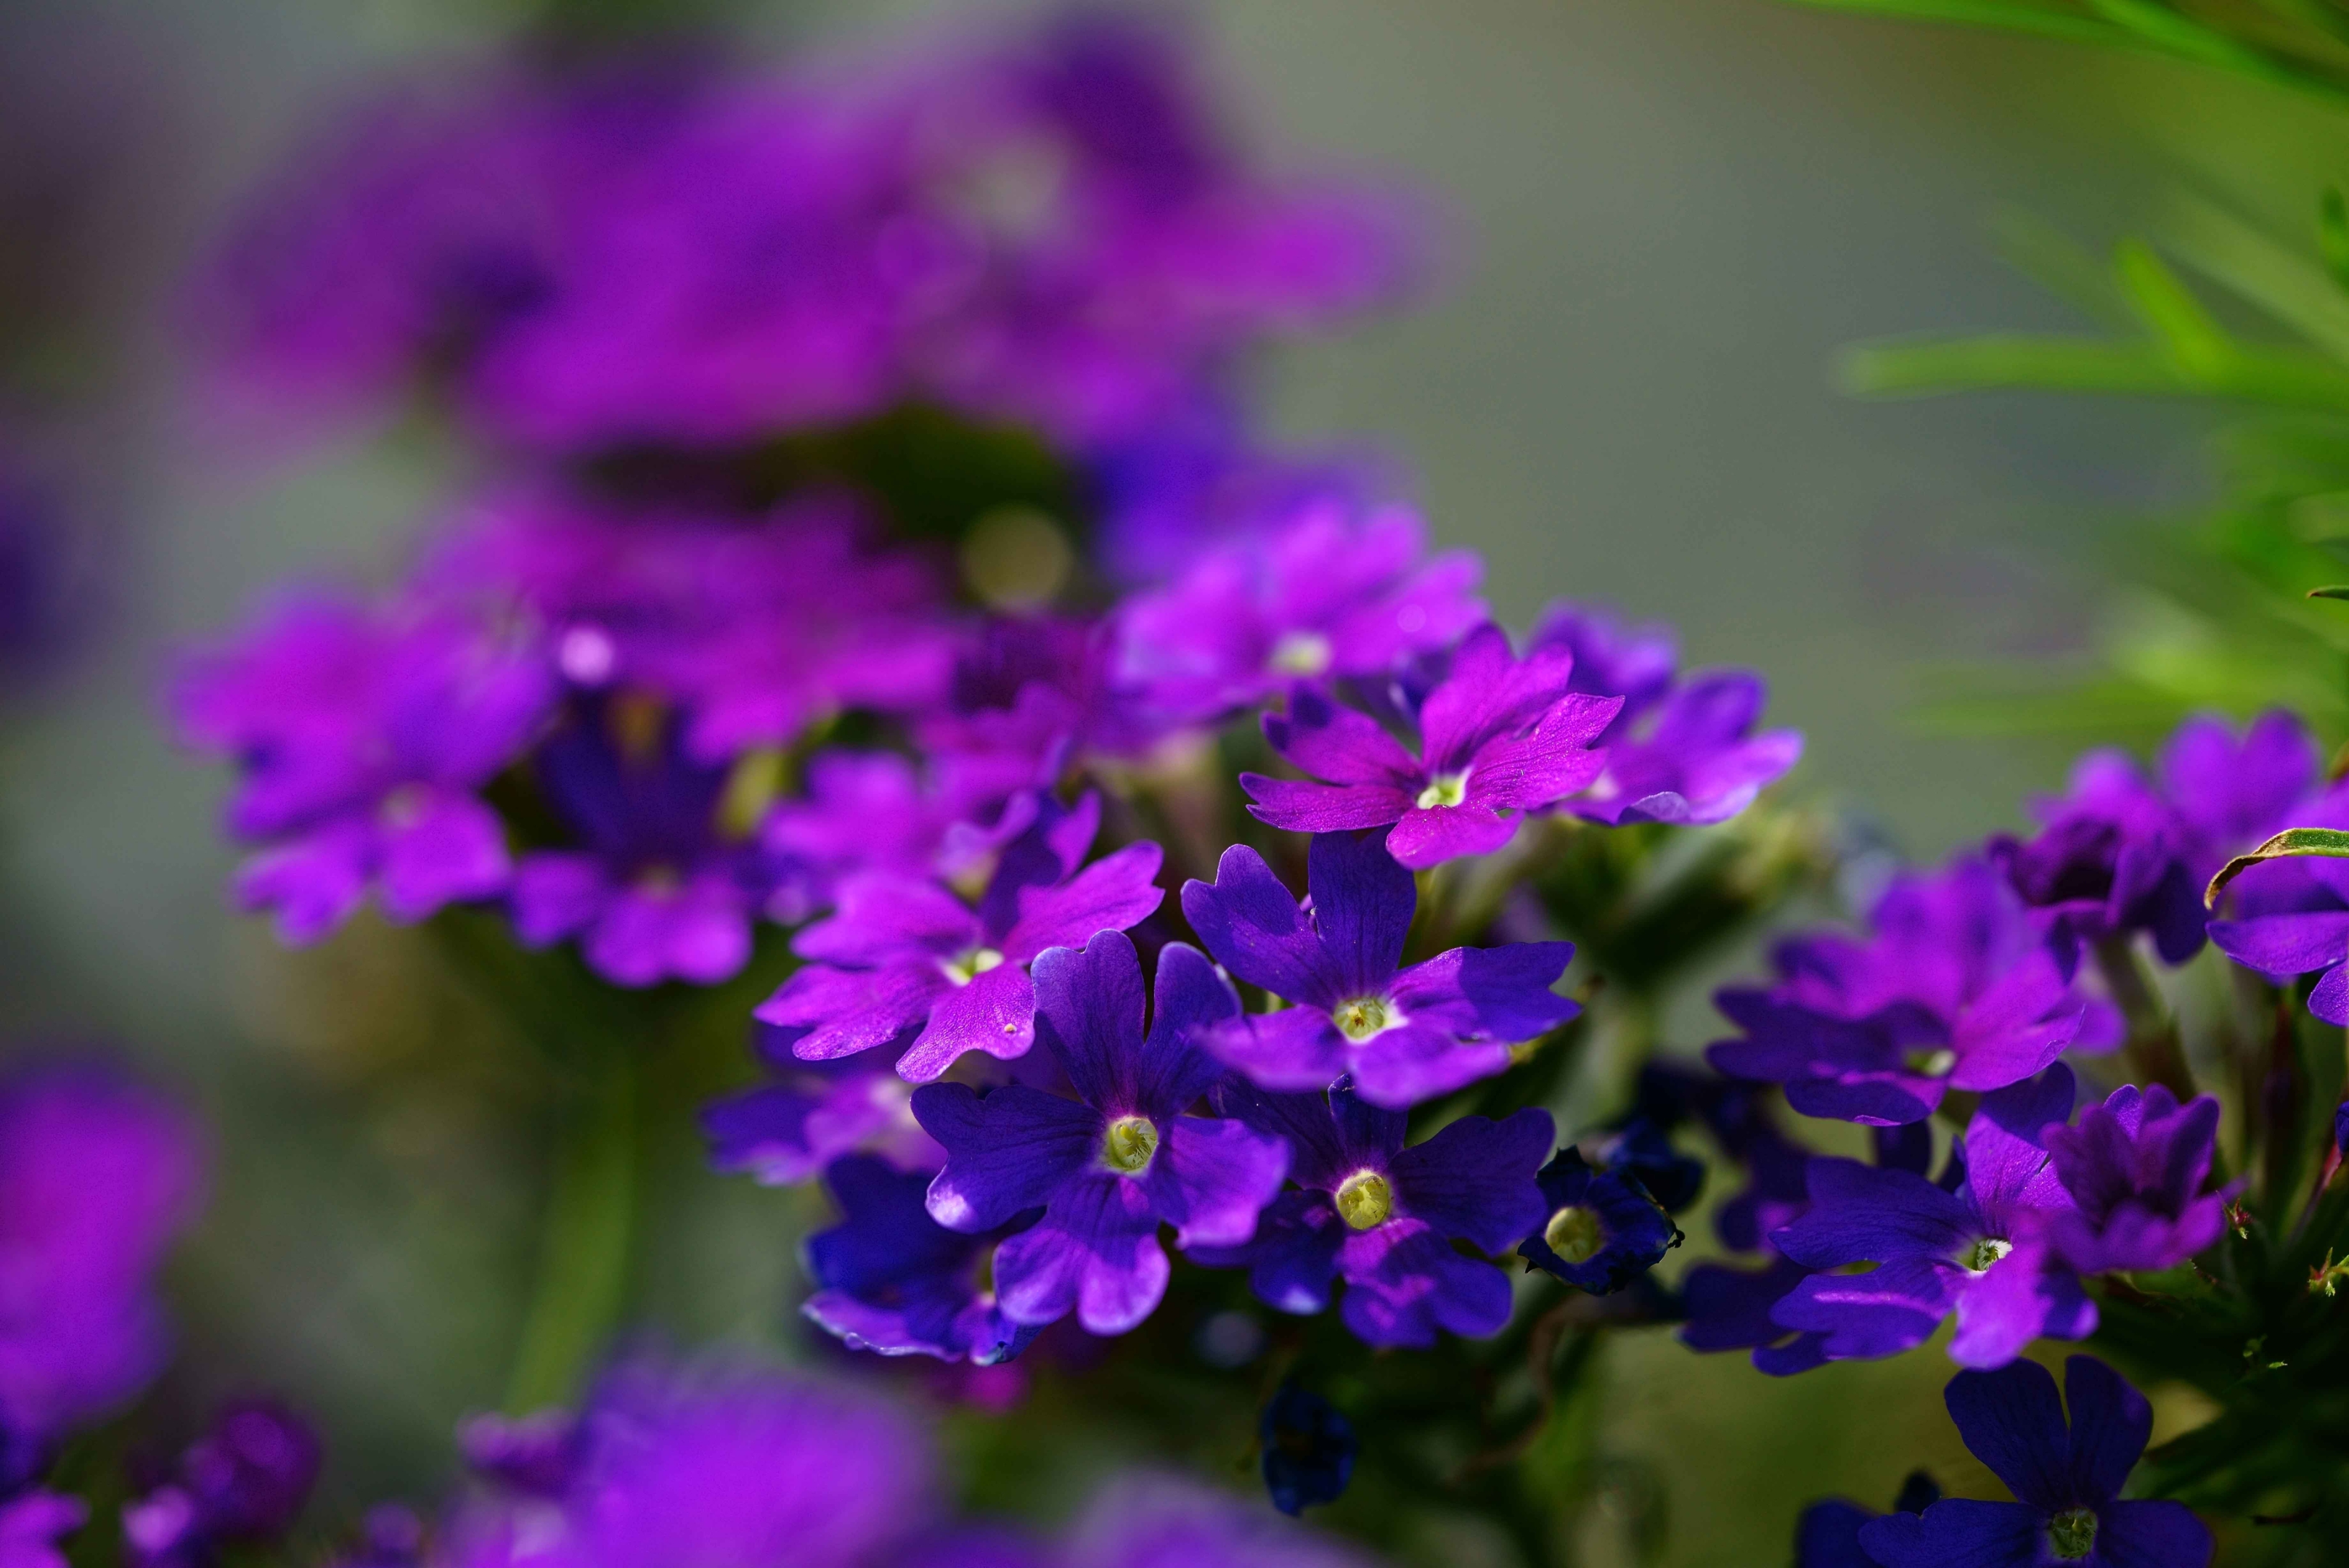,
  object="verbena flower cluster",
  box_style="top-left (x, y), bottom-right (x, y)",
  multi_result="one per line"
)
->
top-left (1, 9), bottom-right (2329, 1567)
